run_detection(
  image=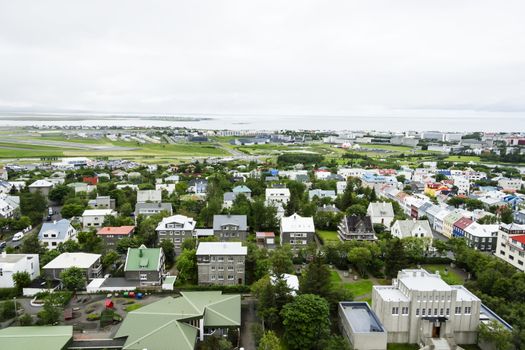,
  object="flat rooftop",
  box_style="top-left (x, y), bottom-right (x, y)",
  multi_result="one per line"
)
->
top-left (398, 269), bottom-right (452, 291)
top-left (340, 302), bottom-right (386, 333)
